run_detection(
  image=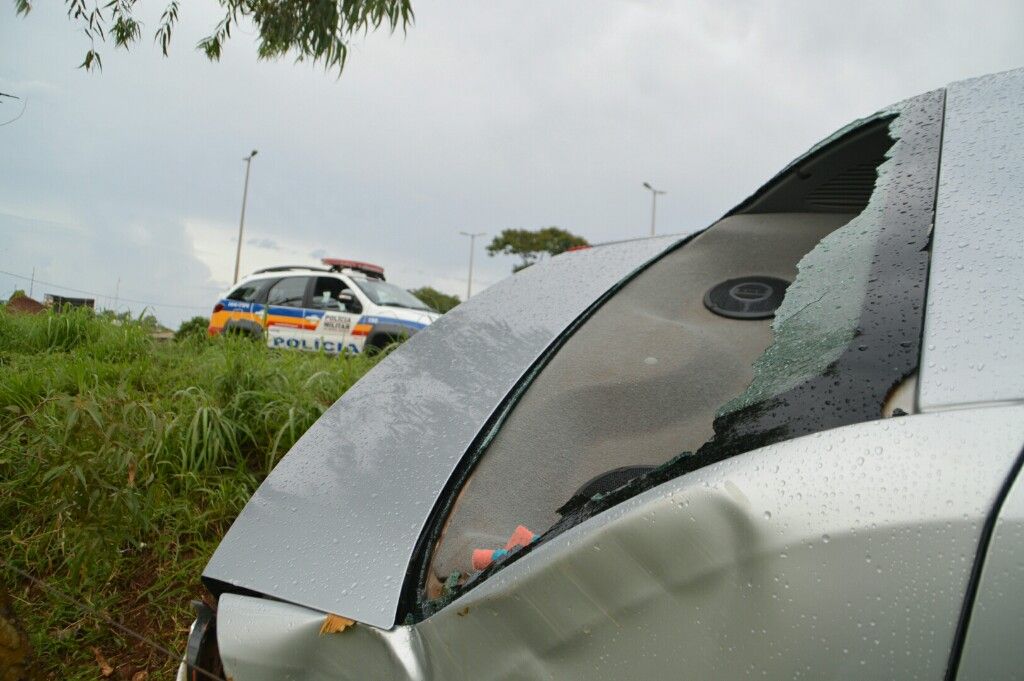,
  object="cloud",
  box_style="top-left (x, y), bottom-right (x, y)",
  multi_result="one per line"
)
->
top-left (2, 0), bottom-right (1024, 328)
top-left (0, 78), bottom-right (61, 101)
top-left (248, 237), bottom-right (281, 250)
